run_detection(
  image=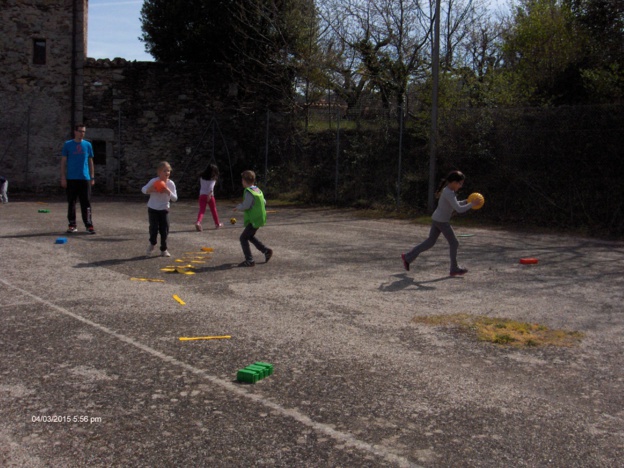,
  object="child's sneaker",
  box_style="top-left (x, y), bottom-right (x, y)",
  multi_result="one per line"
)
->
top-left (401, 253), bottom-right (410, 271)
top-left (450, 267), bottom-right (468, 276)
top-left (146, 244), bottom-right (155, 256)
top-left (264, 249), bottom-right (273, 263)
top-left (161, 250), bottom-right (171, 257)
top-left (87, 226), bottom-right (96, 235)
top-left (195, 223), bottom-right (202, 232)
top-left (215, 223), bottom-right (223, 229)
top-left (67, 225), bottom-right (78, 233)
top-left (238, 260), bottom-right (255, 267)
